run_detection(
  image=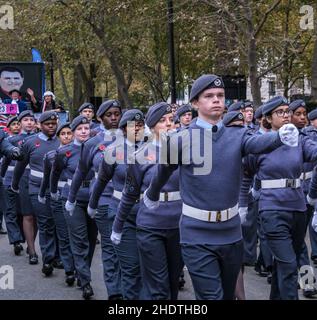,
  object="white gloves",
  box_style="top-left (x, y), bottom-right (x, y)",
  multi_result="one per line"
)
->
top-left (65, 200), bottom-right (76, 215)
top-left (143, 188), bottom-right (159, 210)
top-left (307, 195), bottom-right (317, 207)
top-left (50, 191), bottom-right (60, 201)
top-left (278, 124), bottom-right (299, 147)
top-left (251, 188), bottom-right (260, 201)
top-left (87, 206), bottom-right (97, 219)
top-left (110, 231), bottom-right (122, 245)
top-left (38, 195), bottom-right (46, 204)
top-left (312, 212), bottom-right (317, 233)
top-left (238, 207), bottom-right (248, 224)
